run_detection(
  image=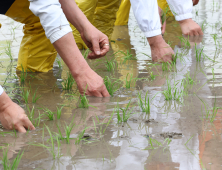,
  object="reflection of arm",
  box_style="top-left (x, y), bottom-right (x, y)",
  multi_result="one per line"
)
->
top-left (166, 0), bottom-right (193, 21)
top-left (130, 0), bottom-right (161, 37)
